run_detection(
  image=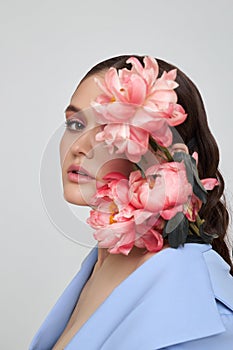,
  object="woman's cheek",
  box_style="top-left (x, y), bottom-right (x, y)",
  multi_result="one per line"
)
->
top-left (96, 159), bottom-right (135, 180)
top-left (59, 131), bottom-right (79, 167)
top-left (59, 134), bottom-right (68, 168)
